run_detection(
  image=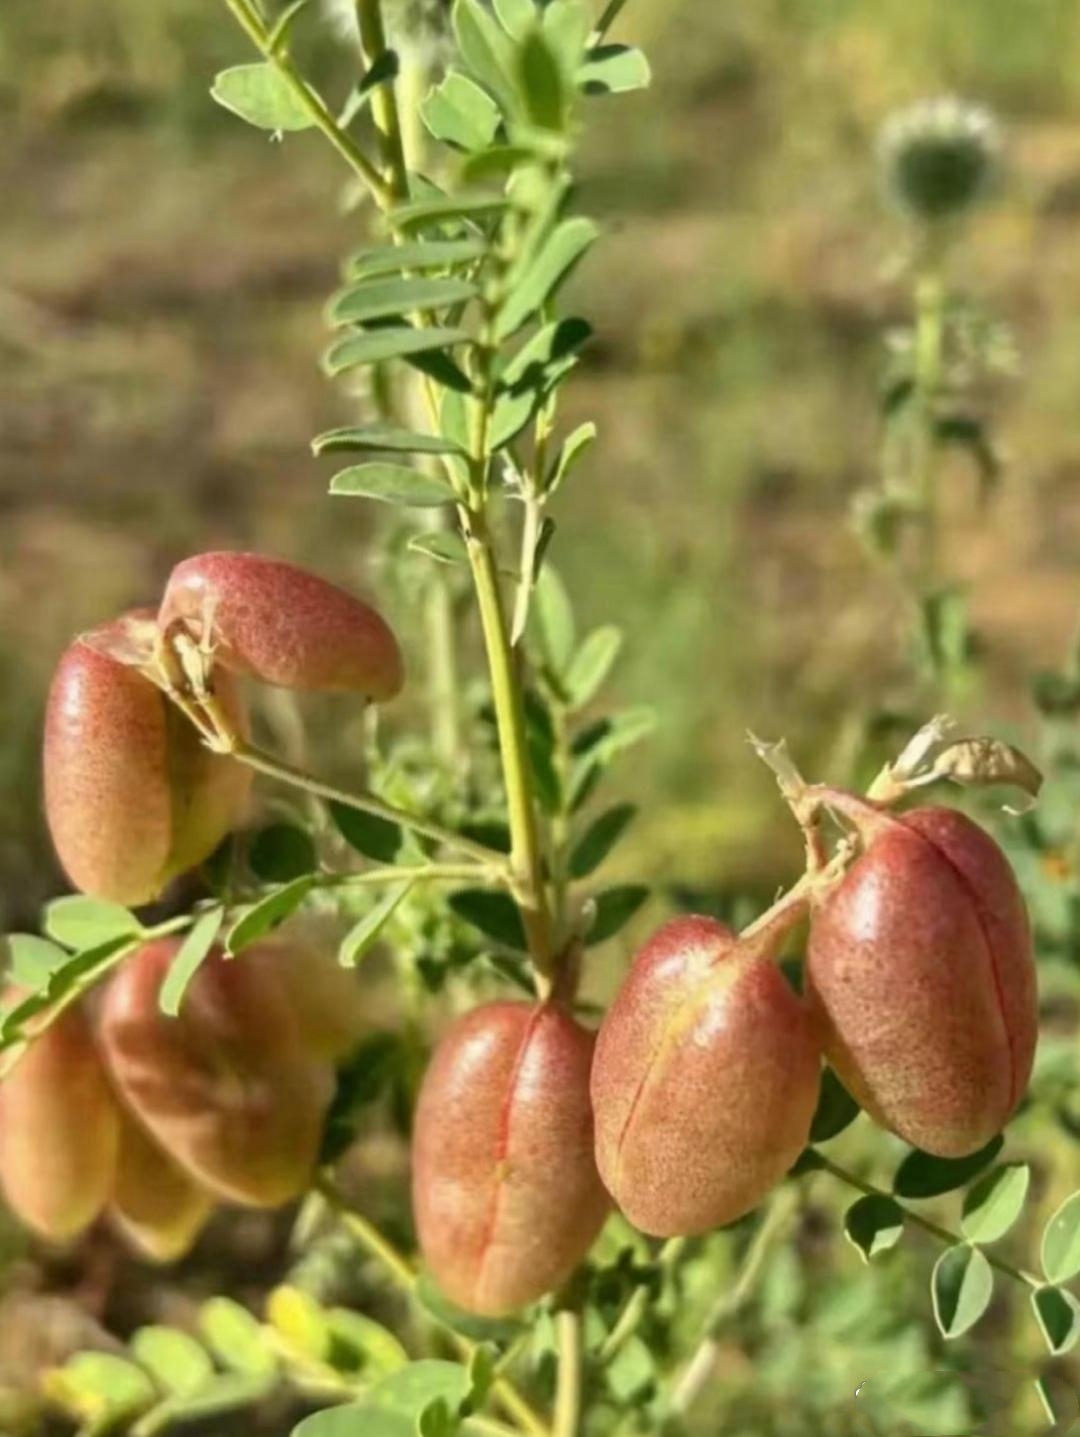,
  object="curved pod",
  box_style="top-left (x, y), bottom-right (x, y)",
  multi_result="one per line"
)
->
top-left (100, 940), bottom-right (334, 1208)
top-left (43, 612), bottom-right (251, 906)
top-left (159, 552), bottom-right (404, 699)
top-left (806, 802), bottom-right (1037, 1157)
top-left (591, 914), bottom-right (820, 1238)
top-left (0, 1003), bottom-right (119, 1242)
top-left (412, 1001), bottom-right (610, 1317)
